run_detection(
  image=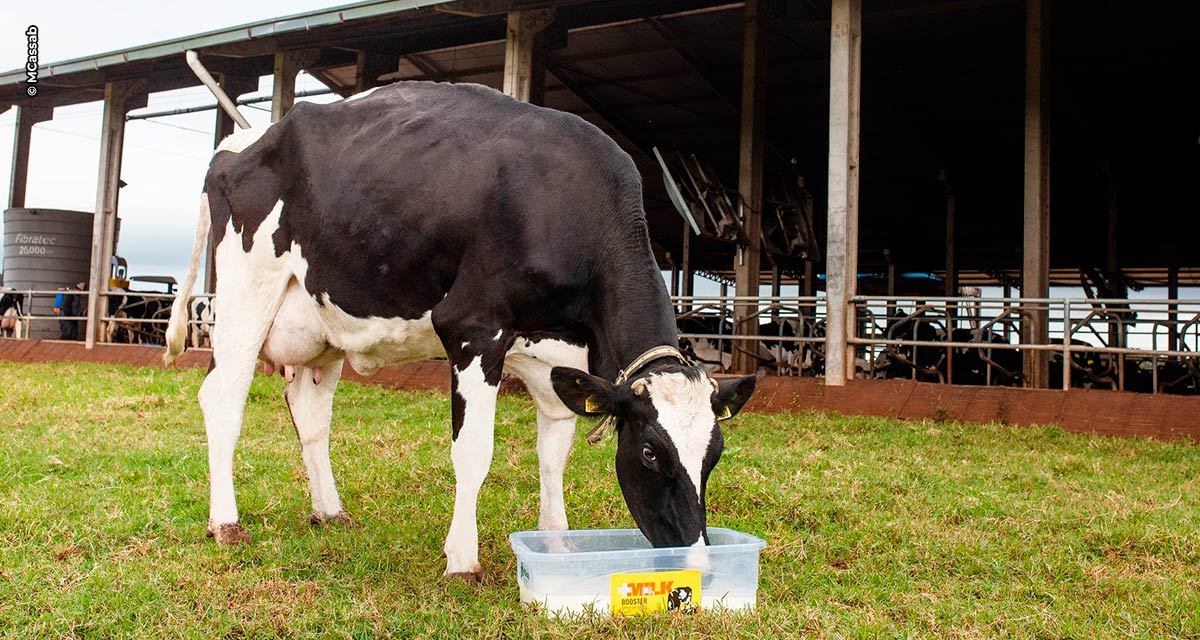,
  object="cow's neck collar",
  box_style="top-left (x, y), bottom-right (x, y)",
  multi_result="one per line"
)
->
top-left (585, 345), bottom-right (688, 445)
